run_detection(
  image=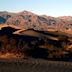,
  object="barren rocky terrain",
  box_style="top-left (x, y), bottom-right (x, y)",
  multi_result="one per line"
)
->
top-left (0, 11), bottom-right (72, 33)
top-left (0, 26), bottom-right (72, 61)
